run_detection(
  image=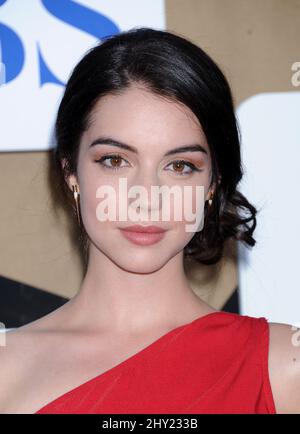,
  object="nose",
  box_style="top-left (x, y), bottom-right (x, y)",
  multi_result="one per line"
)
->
top-left (128, 170), bottom-right (162, 215)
